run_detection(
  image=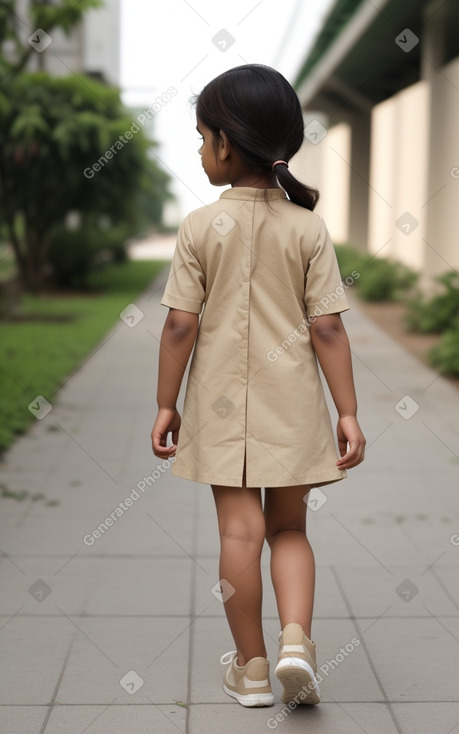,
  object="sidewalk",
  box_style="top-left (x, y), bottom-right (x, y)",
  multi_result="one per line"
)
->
top-left (1, 248), bottom-right (459, 734)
